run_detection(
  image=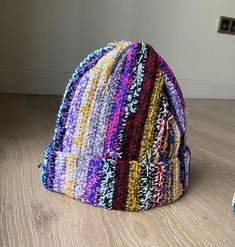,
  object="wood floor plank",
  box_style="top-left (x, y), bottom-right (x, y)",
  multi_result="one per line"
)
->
top-left (0, 95), bottom-right (234, 247)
